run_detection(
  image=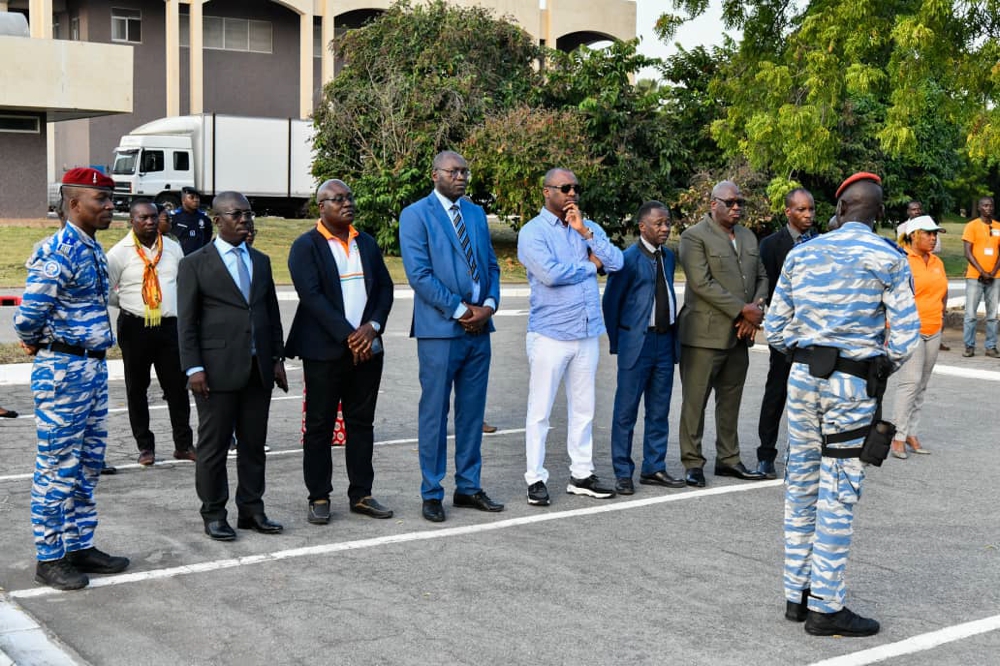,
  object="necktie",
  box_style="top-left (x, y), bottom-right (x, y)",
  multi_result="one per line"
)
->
top-left (450, 204), bottom-right (480, 283)
top-left (234, 247), bottom-right (251, 302)
top-left (655, 249), bottom-right (671, 330)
